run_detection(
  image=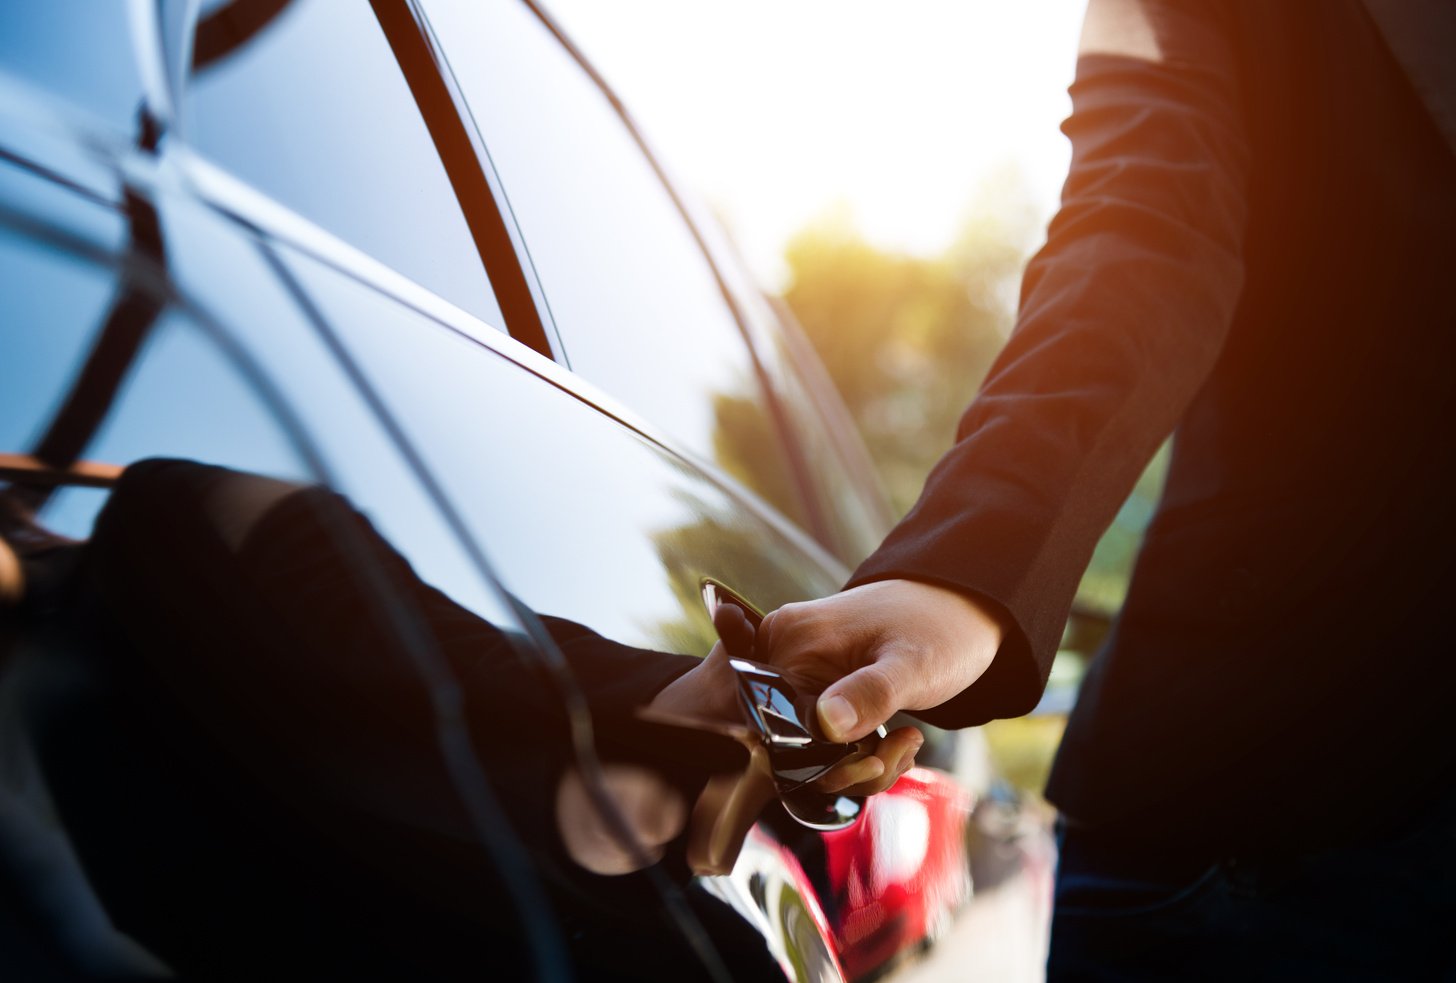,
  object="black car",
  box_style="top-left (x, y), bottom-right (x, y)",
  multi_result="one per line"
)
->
top-left (0, 2), bottom-right (1045, 979)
